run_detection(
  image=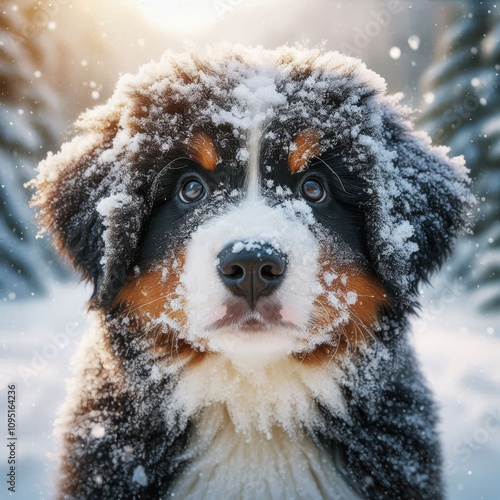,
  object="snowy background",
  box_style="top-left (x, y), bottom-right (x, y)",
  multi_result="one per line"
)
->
top-left (1, 0), bottom-right (499, 498)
